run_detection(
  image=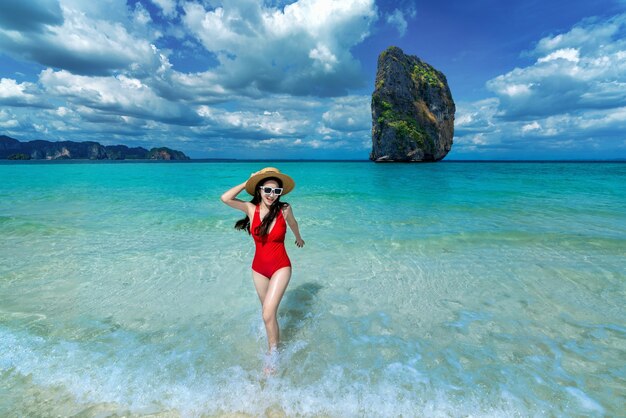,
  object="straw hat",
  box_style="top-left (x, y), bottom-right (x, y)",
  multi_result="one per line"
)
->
top-left (245, 167), bottom-right (295, 196)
